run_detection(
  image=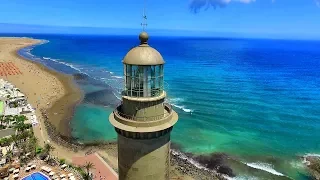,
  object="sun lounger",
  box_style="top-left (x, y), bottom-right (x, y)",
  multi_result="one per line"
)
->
top-left (49, 172), bottom-right (56, 176)
top-left (13, 169), bottom-right (19, 174)
top-left (61, 164), bottom-right (68, 169)
top-left (60, 174), bottom-right (66, 178)
top-left (69, 176), bottom-right (76, 180)
top-left (41, 166), bottom-right (51, 173)
top-left (27, 162), bottom-right (32, 167)
top-left (61, 178), bottom-right (67, 180)
top-left (41, 166), bottom-right (47, 171)
top-left (47, 167), bottom-right (52, 173)
top-left (25, 167), bottom-right (31, 172)
top-left (9, 168), bottom-right (15, 173)
top-left (13, 174), bottom-right (19, 179)
top-left (31, 164), bottom-right (36, 169)
top-left (67, 173), bottom-right (74, 177)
